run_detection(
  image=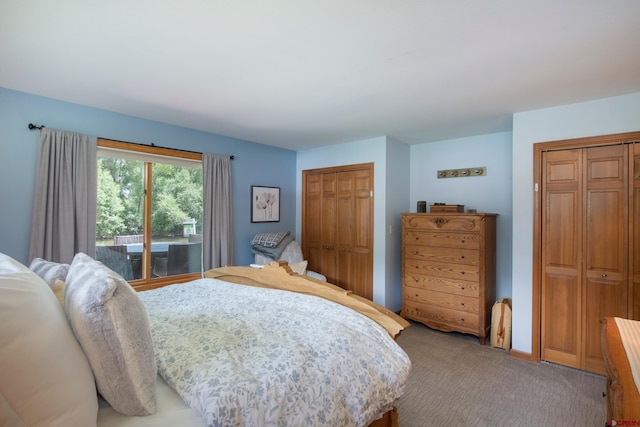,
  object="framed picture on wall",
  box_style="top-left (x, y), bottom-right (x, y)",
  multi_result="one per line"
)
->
top-left (251, 185), bottom-right (280, 223)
